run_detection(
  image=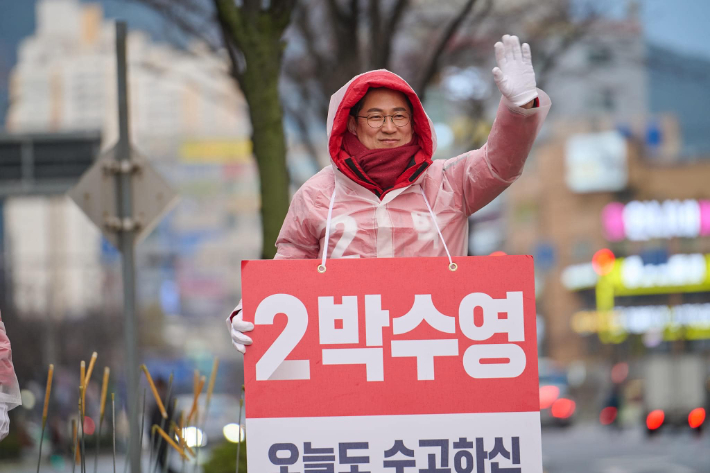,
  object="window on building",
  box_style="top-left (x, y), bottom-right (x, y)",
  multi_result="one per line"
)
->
top-left (588, 45), bottom-right (612, 65)
top-left (587, 88), bottom-right (616, 113)
top-left (601, 88), bottom-right (615, 112)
